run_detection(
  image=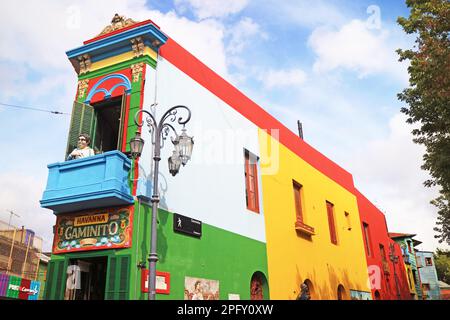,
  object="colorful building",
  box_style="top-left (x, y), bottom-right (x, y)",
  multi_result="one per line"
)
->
top-left (0, 221), bottom-right (44, 300)
top-left (416, 251), bottom-right (441, 300)
top-left (389, 233), bottom-right (424, 300)
top-left (356, 191), bottom-right (411, 300)
top-left (40, 14), bottom-right (422, 300)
